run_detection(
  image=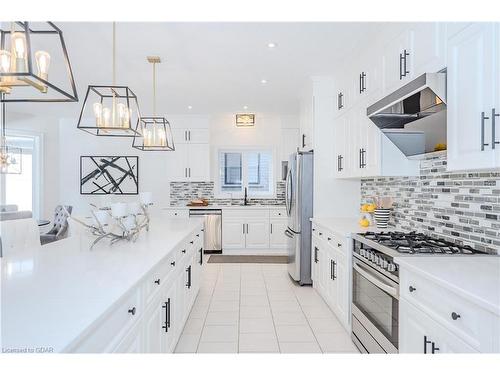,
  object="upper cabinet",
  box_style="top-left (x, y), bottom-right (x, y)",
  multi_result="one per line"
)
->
top-left (382, 29), bottom-right (414, 93)
top-left (172, 128), bottom-right (209, 144)
top-left (447, 23), bottom-right (498, 171)
top-left (299, 95), bottom-right (314, 151)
